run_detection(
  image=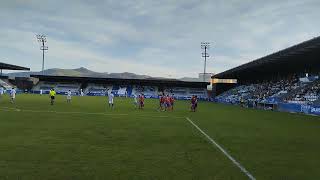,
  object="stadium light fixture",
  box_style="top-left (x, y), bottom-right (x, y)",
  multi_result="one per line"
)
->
top-left (201, 42), bottom-right (210, 82)
top-left (36, 34), bottom-right (48, 75)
